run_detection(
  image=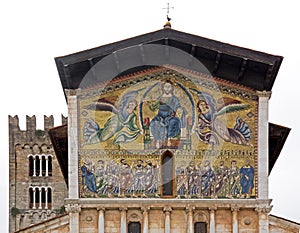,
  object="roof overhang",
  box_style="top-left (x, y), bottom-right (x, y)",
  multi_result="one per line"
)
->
top-left (269, 123), bottom-right (291, 174)
top-left (55, 28), bottom-right (283, 97)
top-left (48, 124), bottom-right (68, 186)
